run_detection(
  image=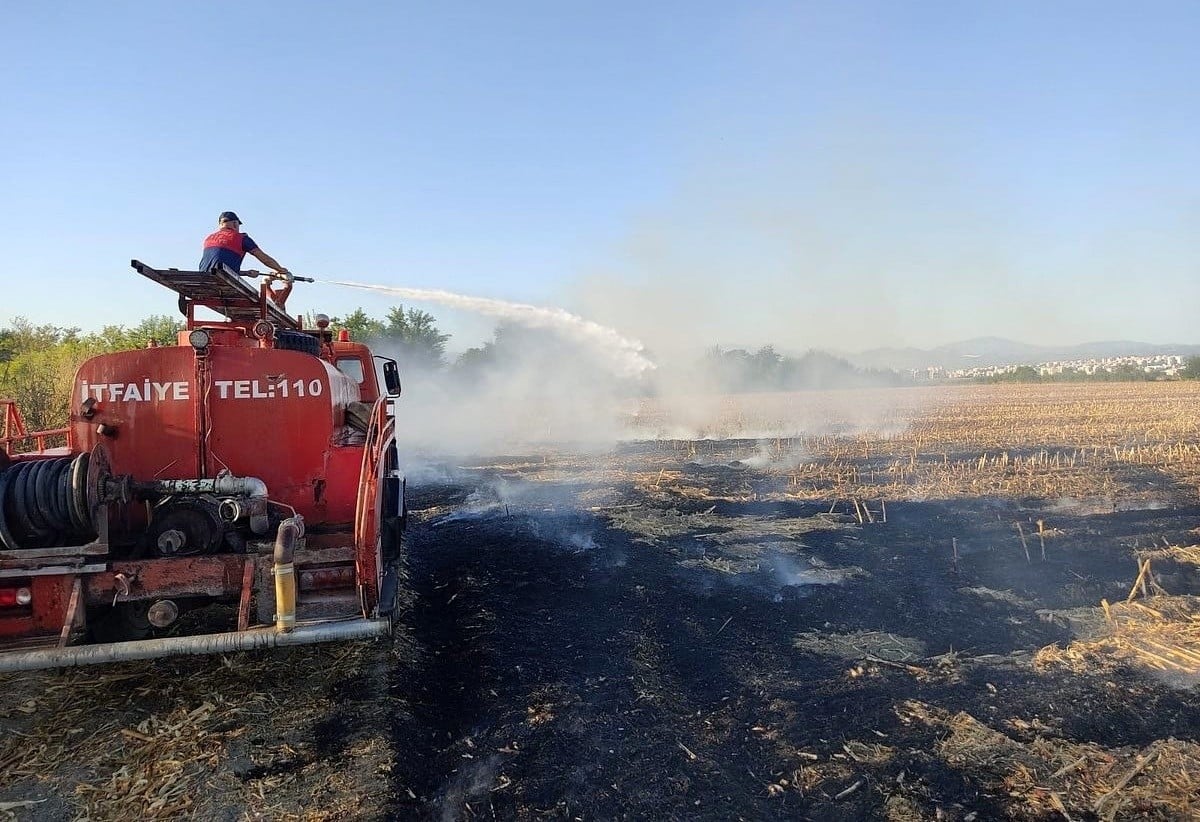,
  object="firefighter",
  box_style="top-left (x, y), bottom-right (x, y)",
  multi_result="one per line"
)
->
top-left (199, 211), bottom-right (290, 277)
